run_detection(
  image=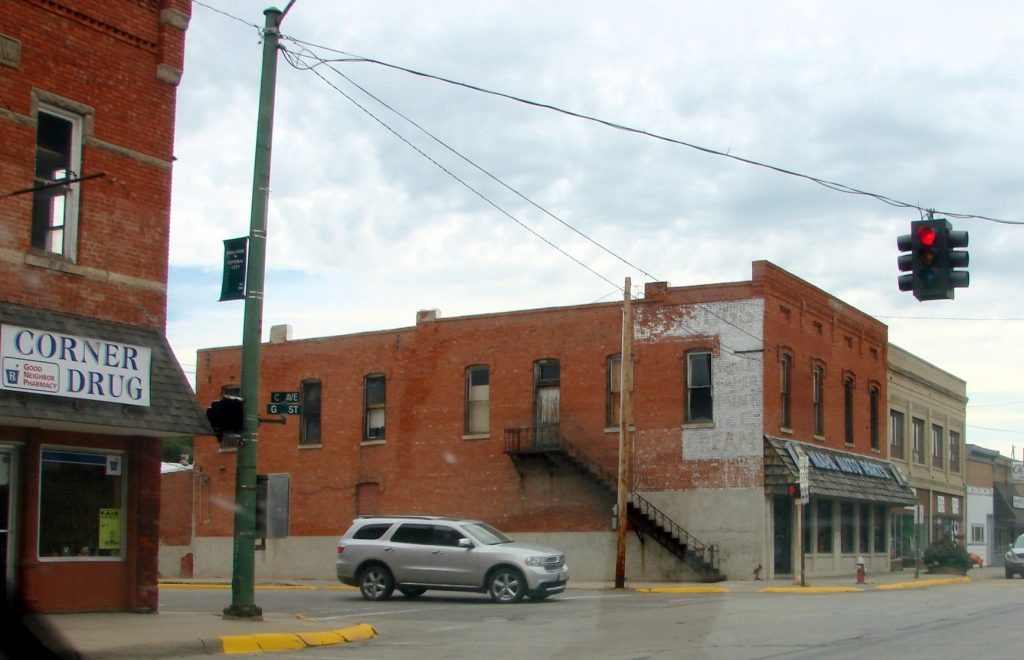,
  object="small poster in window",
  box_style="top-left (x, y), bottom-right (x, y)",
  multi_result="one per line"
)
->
top-left (106, 455), bottom-right (121, 475)
top-left (99, 508), bottom-right (121, 550)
